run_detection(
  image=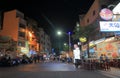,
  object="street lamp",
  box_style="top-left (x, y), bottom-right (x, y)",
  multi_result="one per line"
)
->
top-left (57, 31), bottom-right (62, 35)
top-left (57, 31), bottom-right (71, 53)
top-left (68, 32), bottom-right (71, 52)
